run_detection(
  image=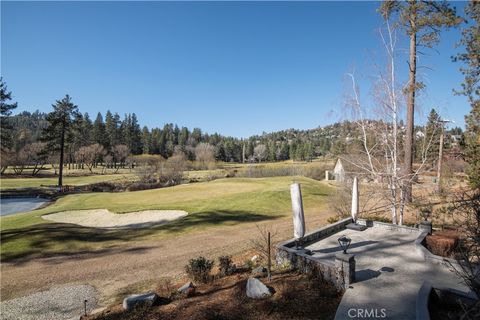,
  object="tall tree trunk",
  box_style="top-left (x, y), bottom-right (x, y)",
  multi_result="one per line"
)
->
top-left (404, 6), bottom-right (417, 203)
top-left (58, 124), bottom-right (65, 187)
